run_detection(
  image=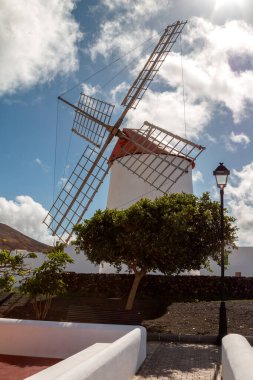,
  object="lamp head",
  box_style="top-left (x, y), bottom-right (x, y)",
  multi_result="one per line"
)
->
top-left (213, 162), bottom-right (230, 189)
